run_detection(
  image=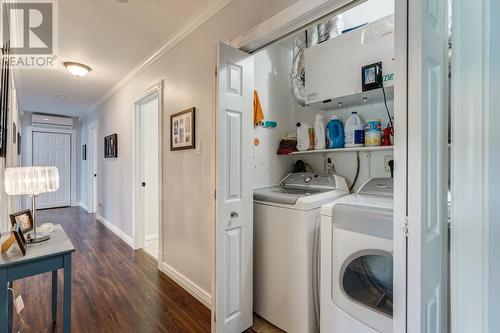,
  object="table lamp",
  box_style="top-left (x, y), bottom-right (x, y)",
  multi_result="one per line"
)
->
top-left (4, 166), bottom-right (59, 243)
